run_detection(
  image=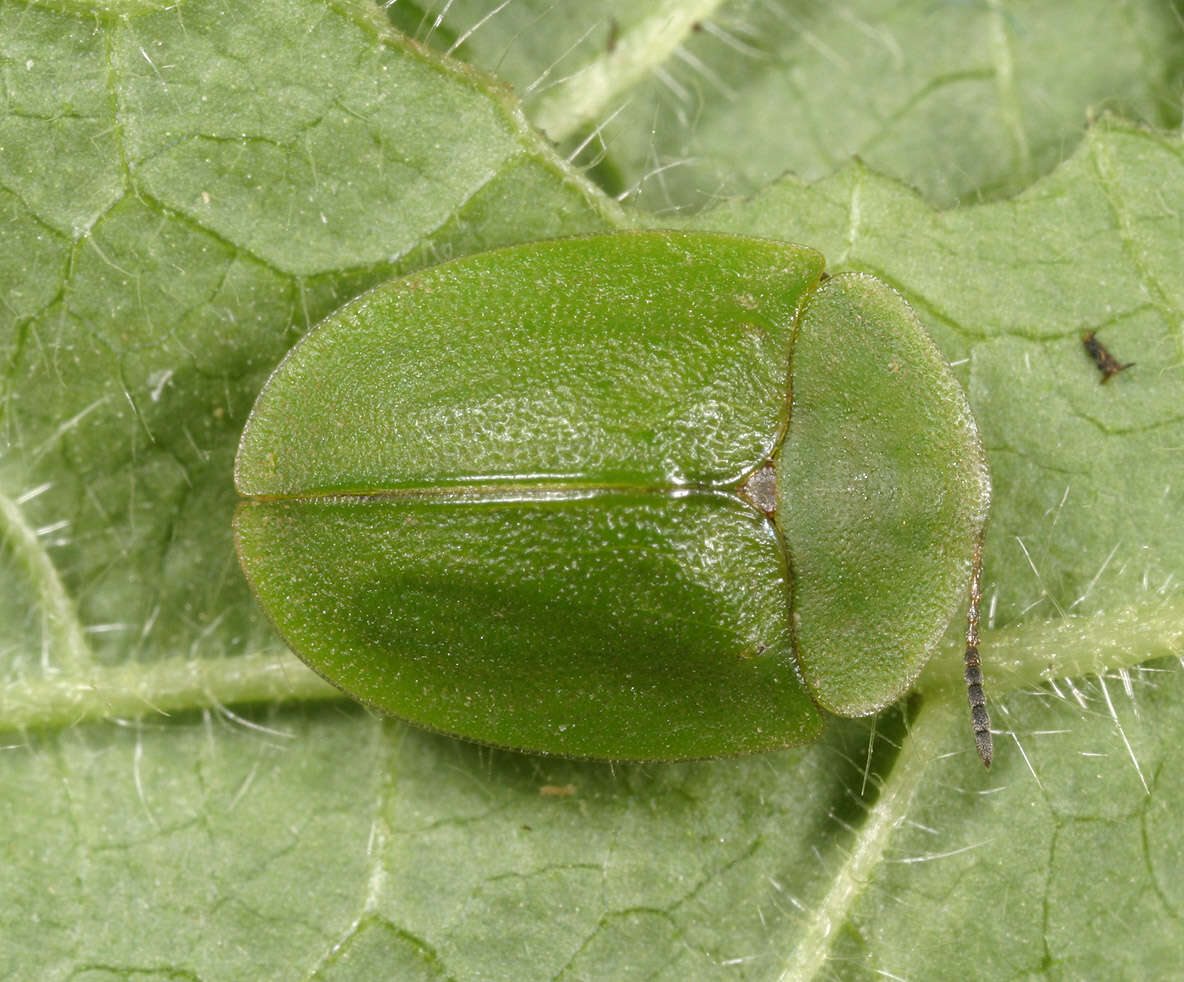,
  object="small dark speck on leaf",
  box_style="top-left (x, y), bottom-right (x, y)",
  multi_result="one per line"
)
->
top-left (1082, 331), bottom-right (1134, 383)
